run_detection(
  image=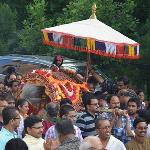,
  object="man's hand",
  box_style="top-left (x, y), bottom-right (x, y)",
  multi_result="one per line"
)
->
top-left (114, 108), bottom-right (123, 116)
top-left (122, 110), bottom-right (130, 119)
top-left (43, 138), bottom-right (60, 150)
